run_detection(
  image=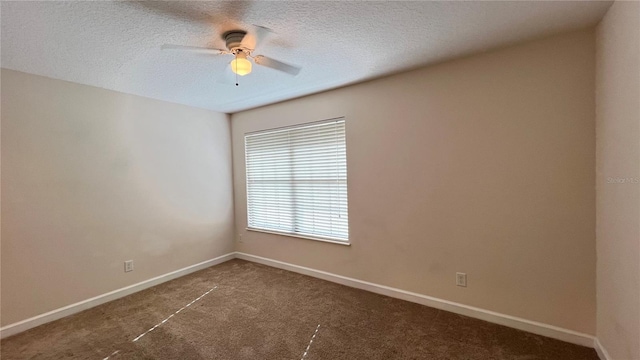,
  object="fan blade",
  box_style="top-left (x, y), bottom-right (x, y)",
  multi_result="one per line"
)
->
top-left (240, 25), bottom-right (273, 51)
top-left (128, 2), bottom-right (214, 24)
top-left (127, 1), bottom-right (250, 26)
top-left (215, 67), bottom-right (240, 86)
top-left (254, 55), bottom-right (301, 76)
top-left (161, 44), bottom-right (227, 55)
